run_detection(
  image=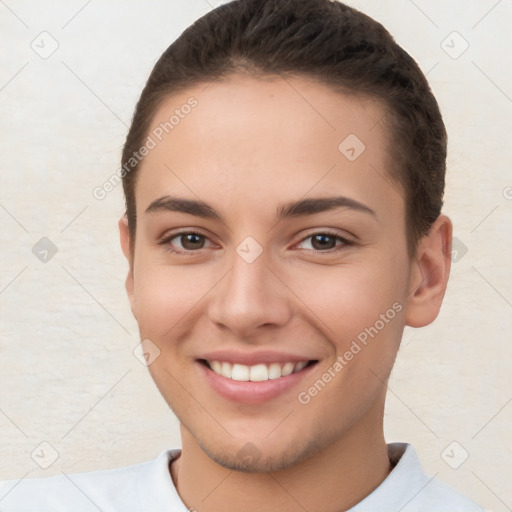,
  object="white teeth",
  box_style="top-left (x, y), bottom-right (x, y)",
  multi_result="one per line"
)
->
top-left (231, 363), bottom-right (250, 381)
top-left (211, 361), bottom-right (222, 374)
top-left (268, 363), bottom-right (282, 380)
top-left (294, 361), bottom-right (308, 372)
top-left (249, 364), bottom-right (268, 382)
top-left (221, 361), bottom-right (232, 379)
top-left (281, 362), bottom-right (294, 376)
top-left (206, 360), bottom-right (310, 381)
